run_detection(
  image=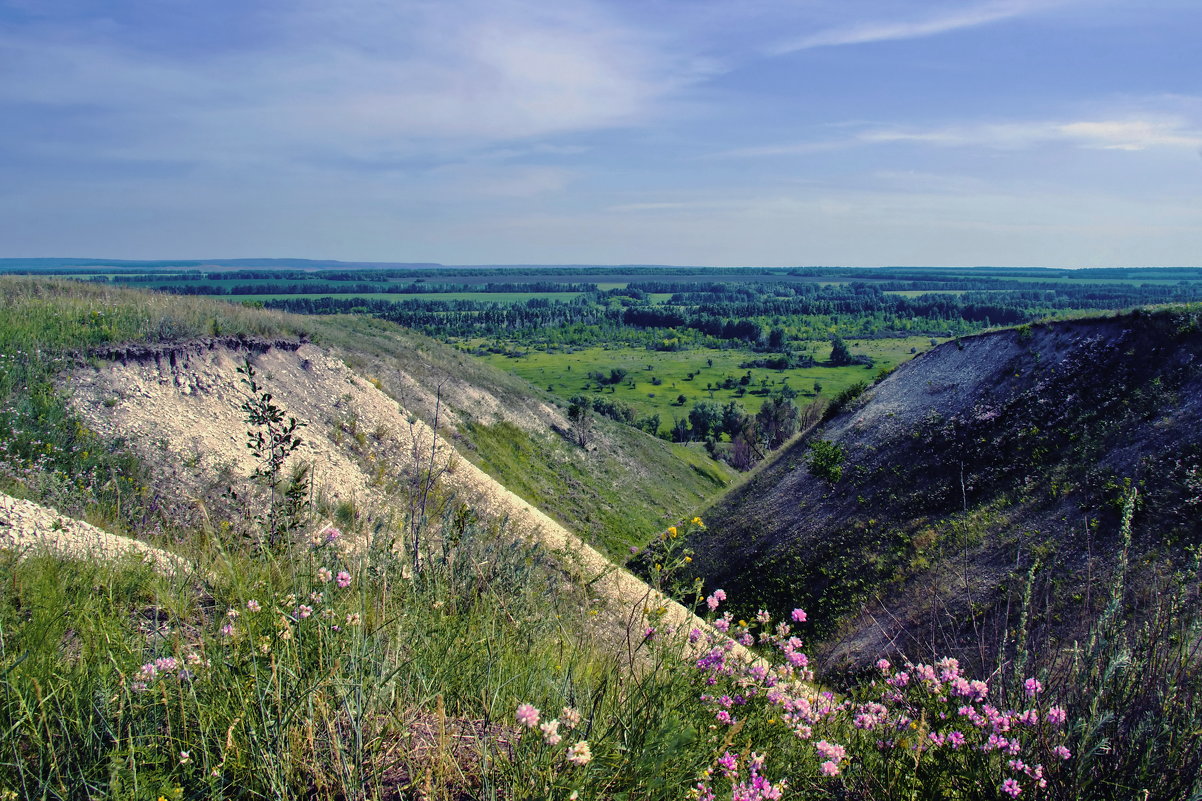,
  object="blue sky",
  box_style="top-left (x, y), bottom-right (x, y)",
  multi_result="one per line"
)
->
top-left (1, 0), bottom-right (1199, 266)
